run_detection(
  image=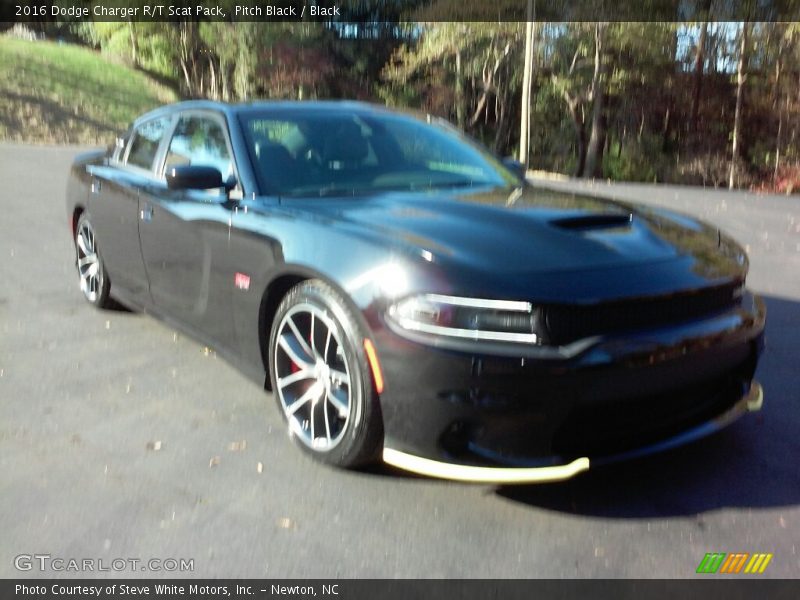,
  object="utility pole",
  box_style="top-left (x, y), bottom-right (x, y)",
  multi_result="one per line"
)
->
top-left (518, 0), bottom-right (535, 168)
